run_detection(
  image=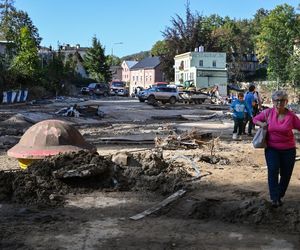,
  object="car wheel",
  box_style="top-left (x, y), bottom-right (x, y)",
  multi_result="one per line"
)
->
top-left (147, 95), bottom-right (156, 105)
top-left (169, 96), bottom-right (176, 105)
